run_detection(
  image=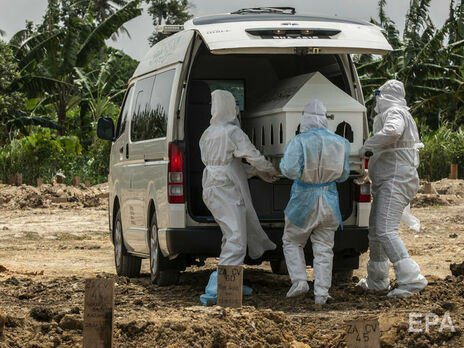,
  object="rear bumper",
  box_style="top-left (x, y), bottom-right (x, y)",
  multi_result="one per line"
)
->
top-left (158, 225), bottom-right (368, 260)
